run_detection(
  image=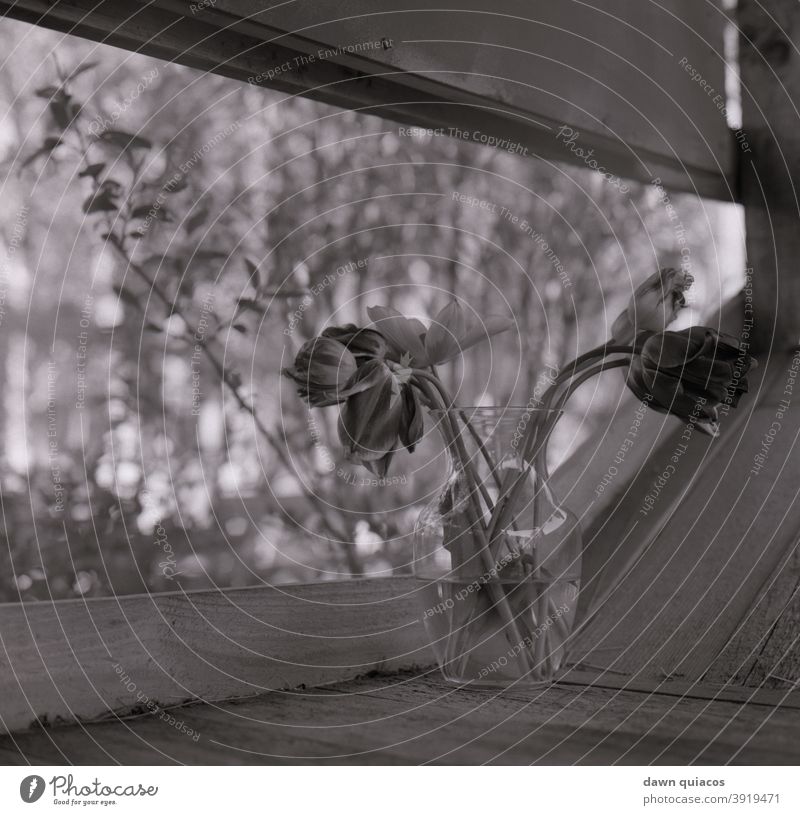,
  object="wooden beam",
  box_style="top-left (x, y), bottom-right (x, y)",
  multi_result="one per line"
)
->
top-left (0, 0), bottom-right (736, 198)
top-left (0, 577), bottom-right (431, 734)
top-left (739, 0), bottom-right (800, 350)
